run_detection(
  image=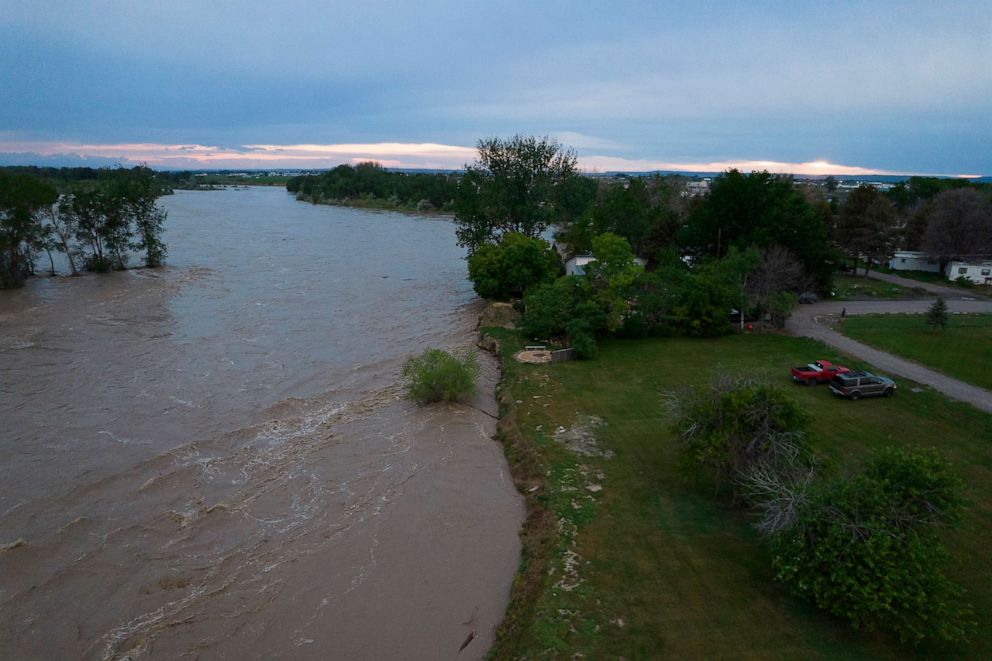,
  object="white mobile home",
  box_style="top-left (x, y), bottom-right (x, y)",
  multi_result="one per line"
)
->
top-left (564, 255), bottom-right (648, 276)
top-left (886, 251), bottom-right (941, 273)
top-left (946, 261), bottom-right (992, 286)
